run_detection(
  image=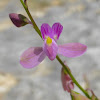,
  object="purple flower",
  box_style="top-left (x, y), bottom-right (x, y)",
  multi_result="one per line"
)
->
top-left (20, 23), bottom-right (87, 68)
